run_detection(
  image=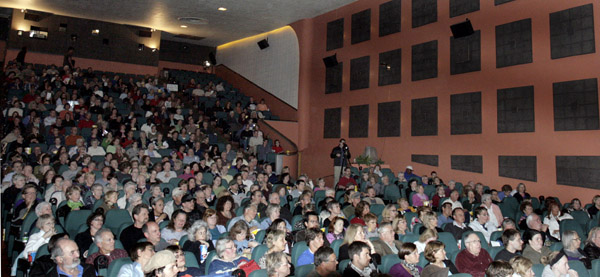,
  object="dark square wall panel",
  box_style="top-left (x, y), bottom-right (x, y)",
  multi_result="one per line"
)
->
top-left (496, 18), bottom-right (533, 68)
top-left (450, 30), bottom-right (481, 75)
top-left (352, 9), bottom-right (371, 45)
top-left (550, 4), bottom-right (596, 59)
top-left (451, 155), bottom-right (483, 173)
top-left (451, 91), bottom-right (482, 135)
top-left (497, 85), bottom-right (535, 133)
top-left (379, 0), bottom-right (402, 37)
top-left (325, 62), bottom-right (343, 94)
top-left (412, 0), bottom-right (437, 28)
top-left (411, 97), bottom-right (438, 136)
top-left (412, 154), bottom-right (439, 167)
top-left (450, 0), bottom-right (480, 18)
top-left (495, 0), bottom-right (514, 5)
top-left (378, 48), bottom-right (402, 86)
top-left (378, 101), bottom-right (401, 137)
top-left (350, 56), bottom-right (370, 90)
top-left (323, 108), bottom-right (342, 138)
top-left (326, 18), bottom-right (344, 51)
top-left (553, 78), bottom-right (599, 131)
top-left (412, 40), bottom-right (438, 81)
top-left (556, 156), bottom-right (600, 189)
top-left (349, 105), bottom-right (369, 138)
top-left (499, 156), bottom-right (537, 182)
